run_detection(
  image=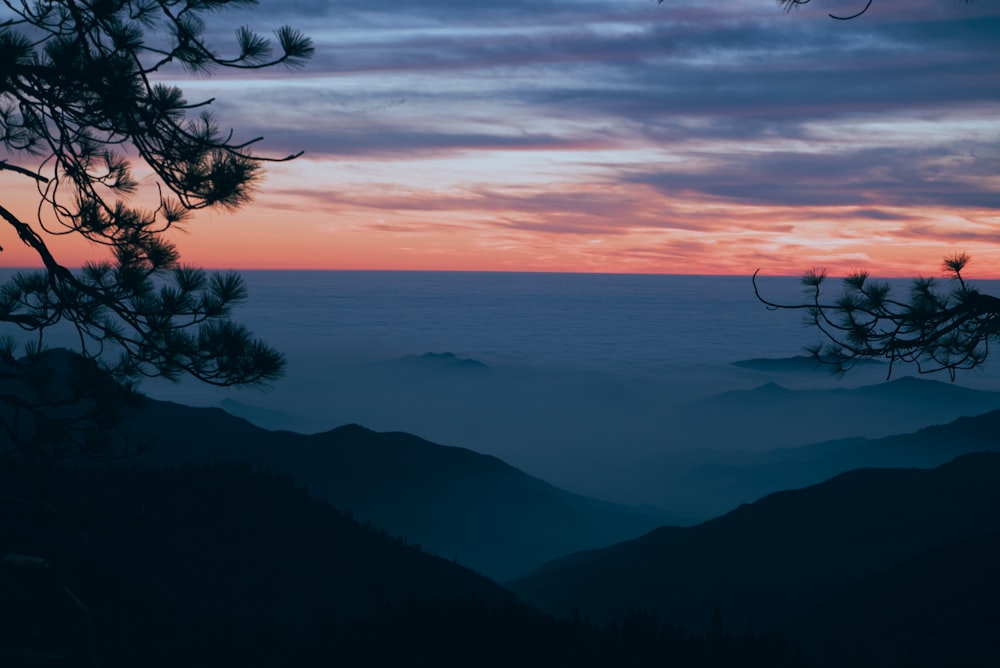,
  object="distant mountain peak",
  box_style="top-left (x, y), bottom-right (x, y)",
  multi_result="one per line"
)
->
top-left (397, 351), bottom-right (490, 371)
top-left (884, 375), bottom-right (928, 385)
top-left (751, 382), bottom-right (790, 394)
top-left (731, 355), bottom-right (883, 372)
